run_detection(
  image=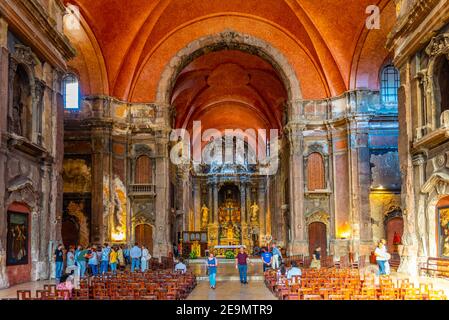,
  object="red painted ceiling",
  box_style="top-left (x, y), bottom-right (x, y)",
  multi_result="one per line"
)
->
top-left (63, 0), bottom-right (396, 130)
